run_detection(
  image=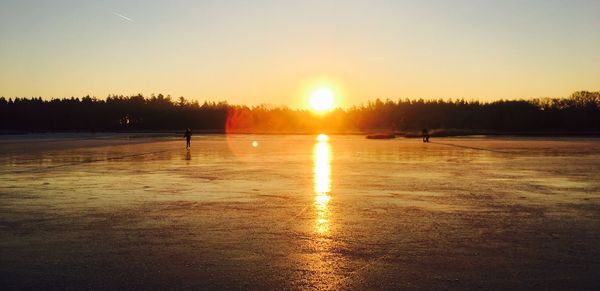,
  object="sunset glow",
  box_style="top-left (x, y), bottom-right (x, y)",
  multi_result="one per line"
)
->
top-left (309, 88), bottom-right (335, 113)
top-left (1, 1), bottom-right (598, 104)
top-left (2, 1), bottom-right (600, 289)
